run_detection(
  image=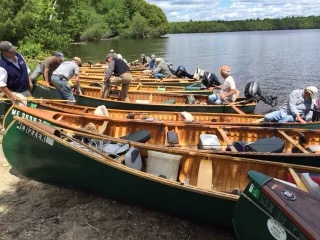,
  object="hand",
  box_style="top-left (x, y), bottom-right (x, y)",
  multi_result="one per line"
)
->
top-left (44, 81), bottom-right (50, 87)
top-left (296, 115), bottom-right (306, 124)
top-left (220, 93), bottom-right (226, 100)
top-left (29, 81), bottom-right (33, 91)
